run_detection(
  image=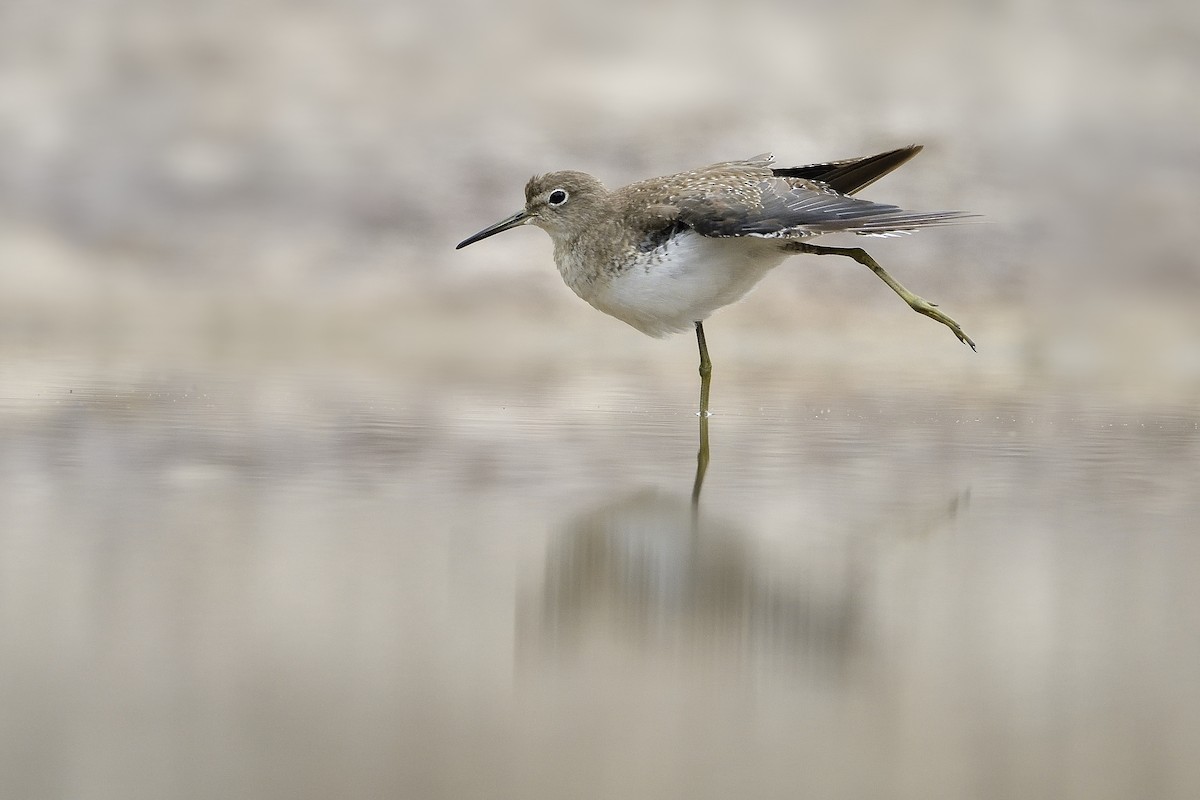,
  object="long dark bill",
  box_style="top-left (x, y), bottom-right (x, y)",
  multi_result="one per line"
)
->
top-left (455, 210), bottom-right (530, 249)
